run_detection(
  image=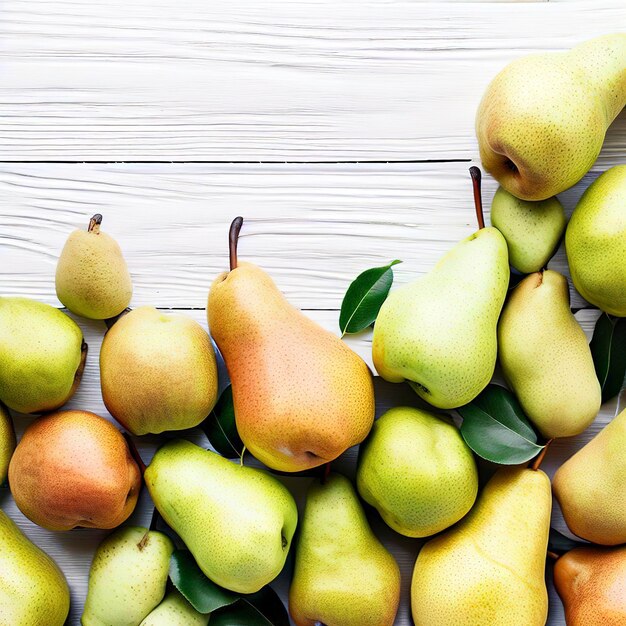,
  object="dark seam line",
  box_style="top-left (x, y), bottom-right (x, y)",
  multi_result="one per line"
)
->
top-left (0, 158), bottom-right (473, 165)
